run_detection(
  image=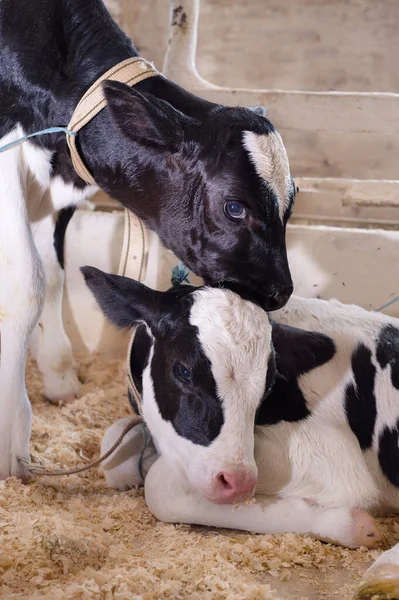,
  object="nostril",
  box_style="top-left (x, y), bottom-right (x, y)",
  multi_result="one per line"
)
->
top-left (218, 472), bottom-right (233, 490)
top-left (267, 293), bottom-right (282, 311)
top-left (268, 285), bottom-right (293, 311)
